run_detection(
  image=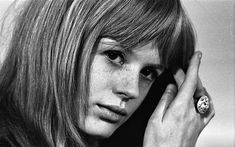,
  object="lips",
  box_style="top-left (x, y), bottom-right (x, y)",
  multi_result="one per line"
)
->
top-left (97, 104), bottom-right (127, 123)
